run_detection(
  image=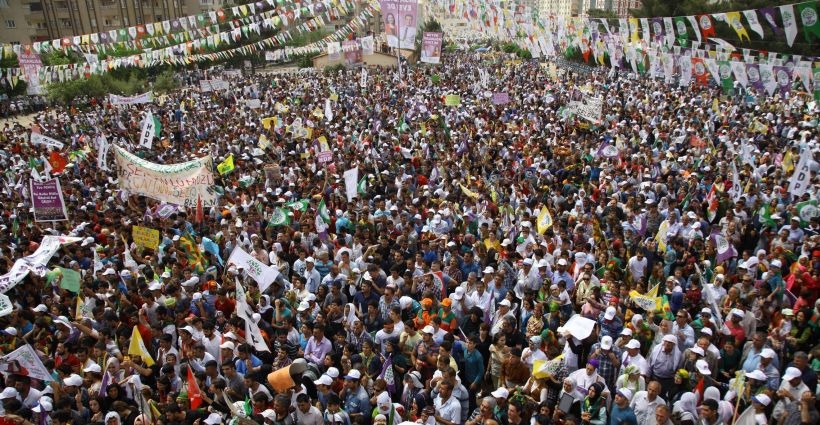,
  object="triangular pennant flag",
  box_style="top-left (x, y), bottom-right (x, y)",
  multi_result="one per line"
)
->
top-left (128, 325), bottom-right (155, 366)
